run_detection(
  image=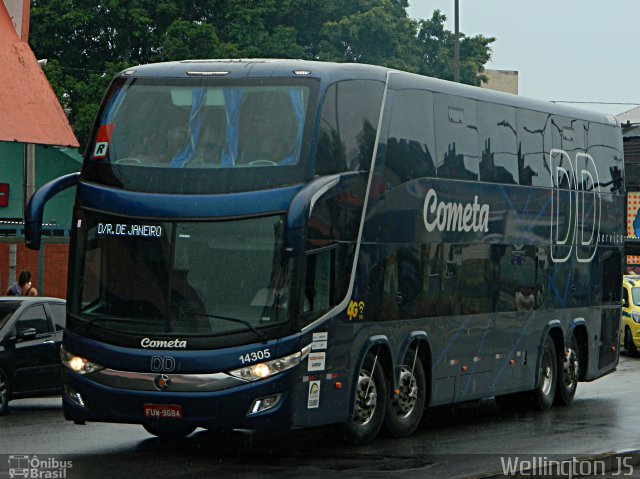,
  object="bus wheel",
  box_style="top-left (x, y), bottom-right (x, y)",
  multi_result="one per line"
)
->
top-left (625, 328), bottom-right (639, 357)
top-left (554, 334), bottom-right (579, 406)
top-left (530, 334), bottom-right (557, 411)
top-left (143, 423), bottom-right (196, 440)
top-left (342, 353), bottom-right (388, 445)
top-left (0, 369), bottom-right (9, 415)
top-left (383, 351), bottom-right (426, 437)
